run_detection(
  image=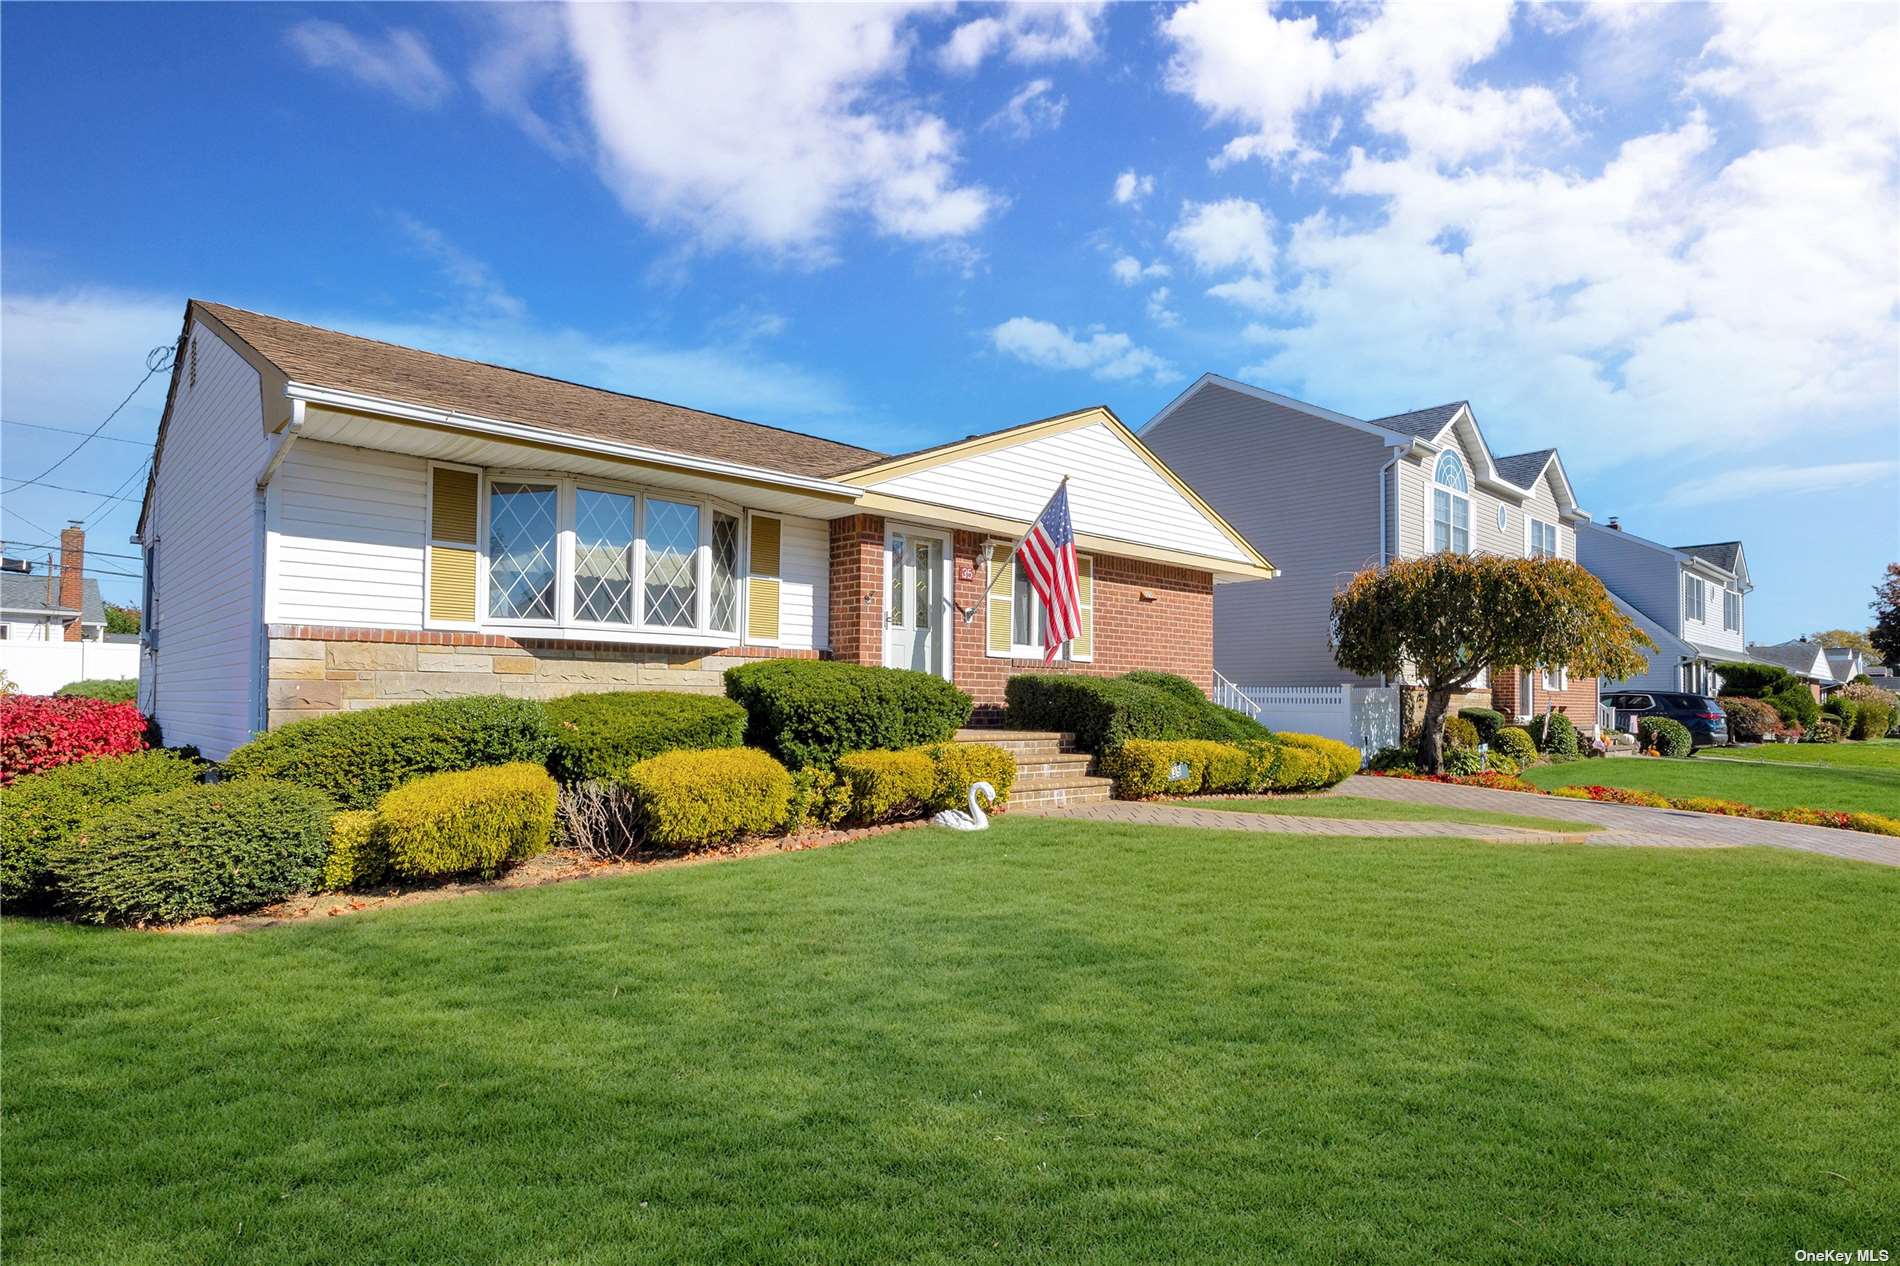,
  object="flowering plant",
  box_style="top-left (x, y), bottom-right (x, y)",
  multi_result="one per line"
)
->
top-left (0, 695), bottom-right (148, 784)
